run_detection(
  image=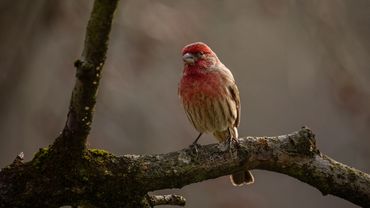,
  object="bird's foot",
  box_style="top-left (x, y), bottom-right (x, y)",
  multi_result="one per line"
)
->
top-left (230, 137), bottom-right (241, 149)
top-left (220, 137), bottom-right (240, 158)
